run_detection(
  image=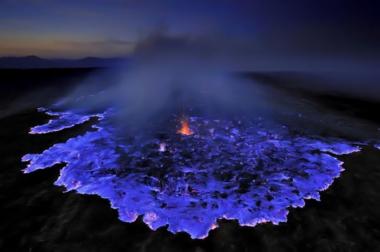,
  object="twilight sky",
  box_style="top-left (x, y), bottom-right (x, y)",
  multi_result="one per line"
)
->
top-left (0, 0), bottom-right (378, 58)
